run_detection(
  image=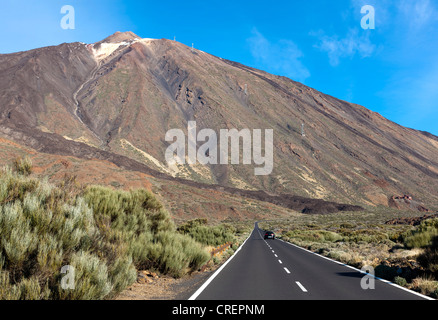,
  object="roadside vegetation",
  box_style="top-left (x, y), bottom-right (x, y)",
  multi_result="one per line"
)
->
top-left (176, 218), bottom-right (251, 268)
top-left (0, 158), bottom-right (221, 300)
top-left (177, 218), bottom-right (249, 246)
top-left (260, 208), bottom-right (438, 298)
